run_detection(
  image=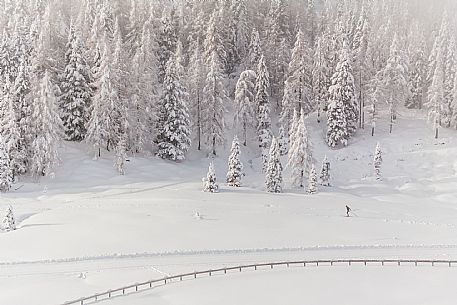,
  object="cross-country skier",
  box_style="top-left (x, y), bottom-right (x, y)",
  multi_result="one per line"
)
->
top-left (346, 205), bottom-right (351, 217)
